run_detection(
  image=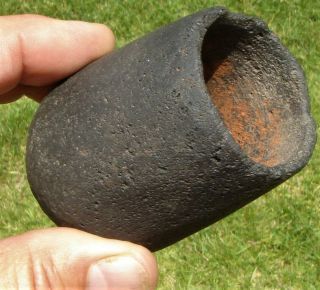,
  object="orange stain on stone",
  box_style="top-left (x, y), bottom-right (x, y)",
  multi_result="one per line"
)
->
top-left (206, 59), bottom-right (282, 167)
